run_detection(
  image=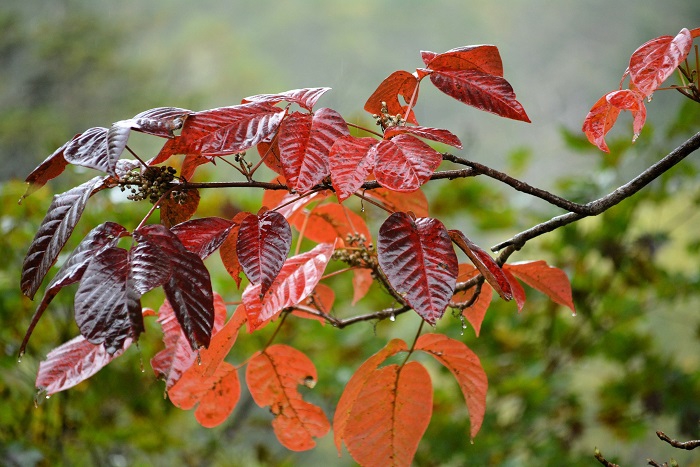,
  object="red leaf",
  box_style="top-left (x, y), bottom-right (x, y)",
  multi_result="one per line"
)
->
top-left (263, 185), bottom-right (331, 222)
top-left (218, 212), bottom-right (250, 288)
top-left (416, 333), bottom-right (487, 439)
top-left (422, 45), bottom-right (504, 76)
top-left (154, 102), bottom-right (285, 163)
top-left (160, 188), bottom-right (201, 228)
top-left (135, 225), bottom-right (215, 350)
top-left (629, 28), bottom-right (693, 96)
top-left (242, 242), bottom-right (335, 331)
top-left (364, 71), bottom-right (420, 124)
top-left (180, 155), bottom-right (213, 181)
top-left (131, 107), bottom-right (190, 138)
top-left (502, 267), bottom-right (526, 312)
top-left (278, 108), bottom-right (349, 193)
top-left (334, 339), bottom-right (408, 454)
top-left (243, 87), bottom-right (331, 111)
top-left (606, 89), bottom-right (647, 140)
top-left (329, 136), bottom-right (379, 202)
top-left (36, 335), bottom-right (132, 396)
top-left (463, 283), bottom-right (493, 337)
top-left (504, 260), bottom-right (576, 314)
top-left (291, 203), bottom-right (372, 246)
top-left (429, 69), bottom-right (531, 122)
top-left (582, 93), bottom-right (622, 152)
top-left (448, 229), bottom-right (512, 300)
top-left (257, 139), bottom-right (284, 175)
top-left (384, 125), bottom-right (462, 148)
top-left (374, 134), bottom-right (443, 192)
top-left (151, 294), bottom-right (229, 390)
top-left (237, 211), bottom-right (292, 295)
top-left (365, 187), bottom-right (429, 217)
top-left (352, 268), bottom-right (374, 305)
top-left (19, 222), bottom-right (128, 356)
top-left (23, 137), bottom-right (74, 199)
top-left (343, 362), bottom-right (432, 467)
top-left (21, 176), bottom-right (106, 299)
top-left (246, 344), bottom-right (330, 451)
top-left (378, 213), bottom-right (458, 324)
top-left (691, 27), bottom-right (700, 39)
top-left (170, 217), bottom-right (234, 259)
